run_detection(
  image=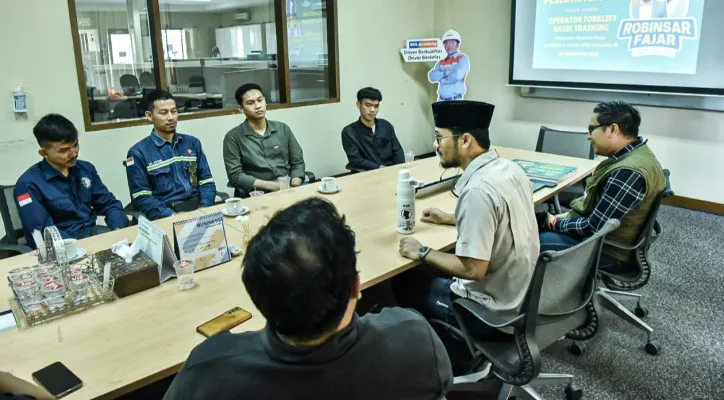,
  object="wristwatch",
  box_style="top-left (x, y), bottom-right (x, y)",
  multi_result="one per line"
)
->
top-left (418, 246), bottom-right (432, 261)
